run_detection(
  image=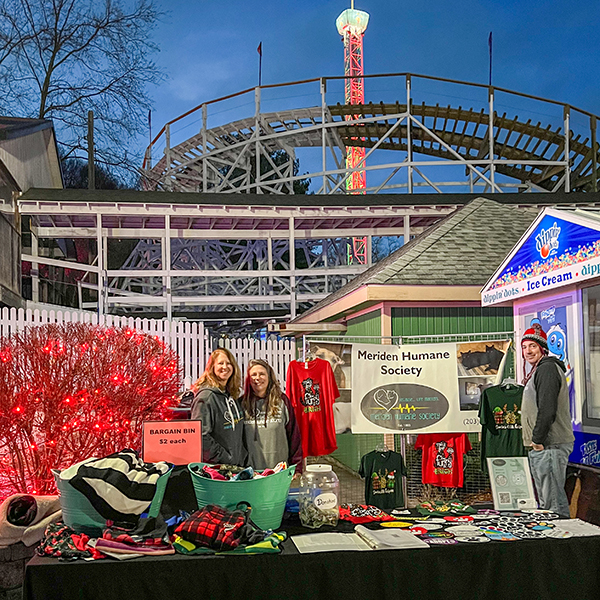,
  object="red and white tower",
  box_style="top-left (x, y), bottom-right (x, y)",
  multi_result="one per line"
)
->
top-left (336, 3), bottom-right (369, 194)
top-left (337, 3), bottom-right (369, 264)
